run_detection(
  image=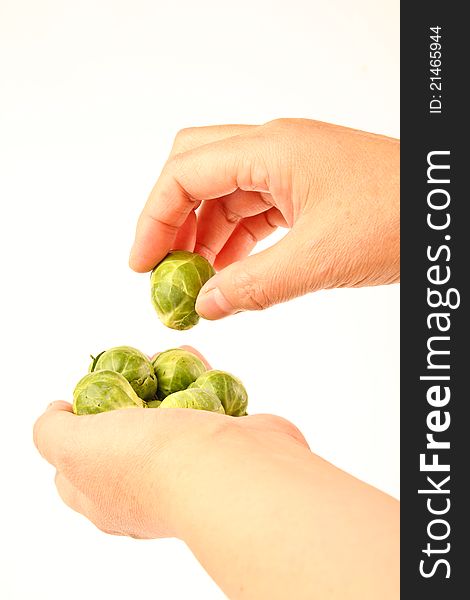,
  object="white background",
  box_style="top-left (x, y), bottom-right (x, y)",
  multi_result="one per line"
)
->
top-left (0, 1), bottom-right (399, 598)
